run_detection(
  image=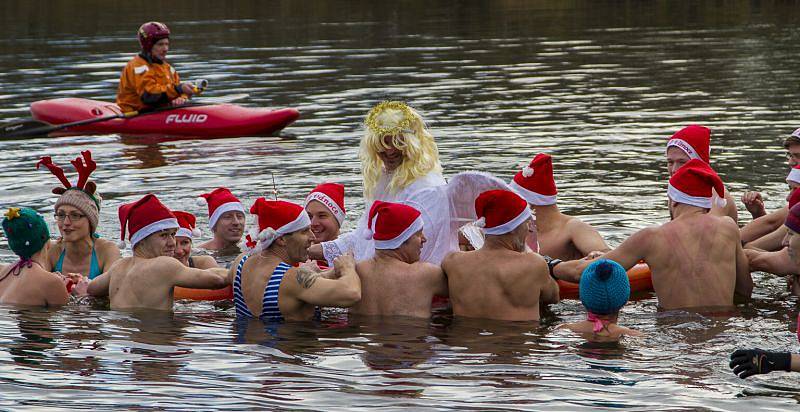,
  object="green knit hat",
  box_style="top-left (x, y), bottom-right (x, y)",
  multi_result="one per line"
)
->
top-left (2, 207), bottom-right (50, 259)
